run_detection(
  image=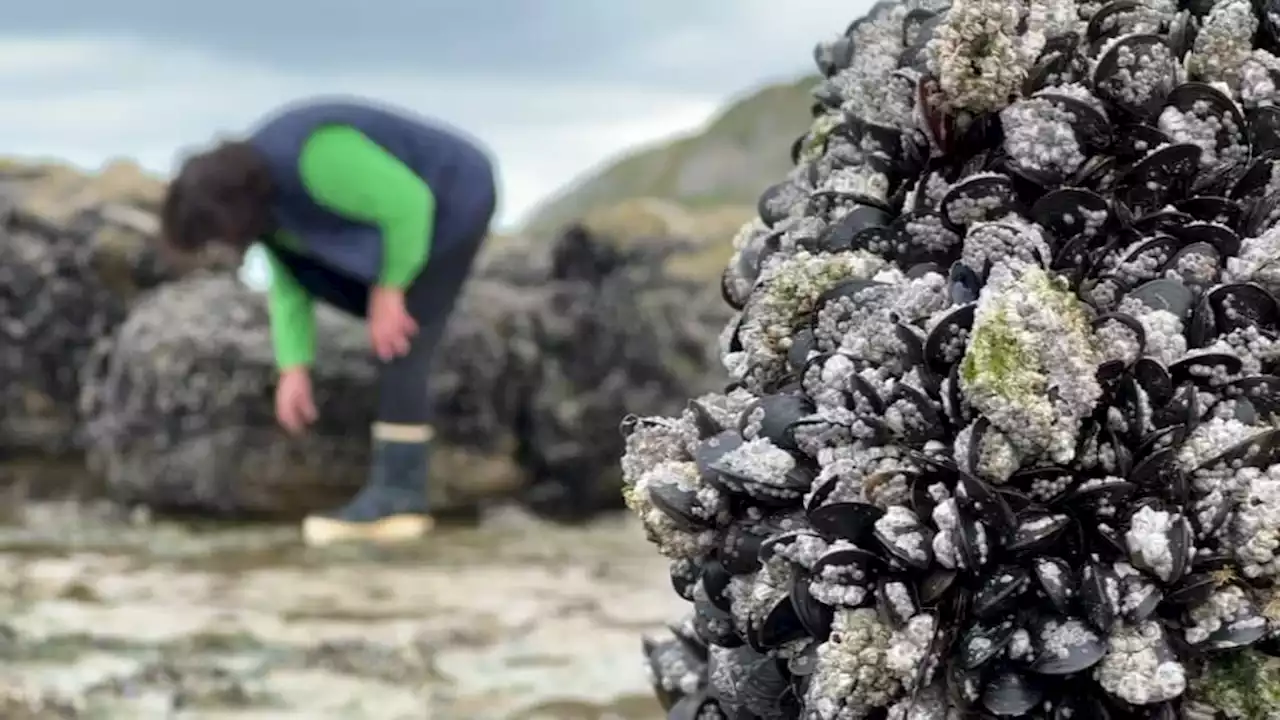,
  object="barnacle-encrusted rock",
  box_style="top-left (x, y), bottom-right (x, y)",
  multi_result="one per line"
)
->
top-left (632, 0), bottom-right (1280, 716)
top-left (81, 226), bottom-right (727, 519)
top-left (0, 211), bottom-right (129, 456)
top-left (0, 161), bottom-right (230, 459)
